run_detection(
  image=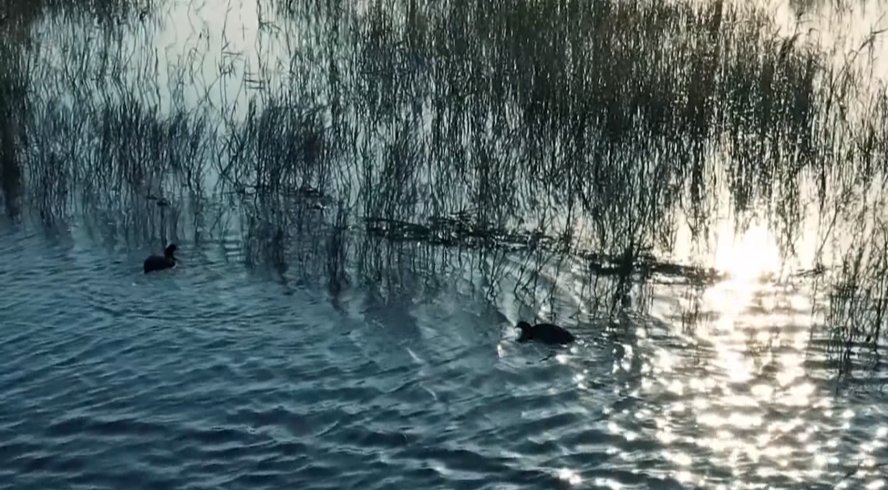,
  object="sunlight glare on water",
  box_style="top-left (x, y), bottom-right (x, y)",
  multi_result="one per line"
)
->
top-left (631, 217), bottom-right (886, 489)
top-left (713, 221), bottom-right (782, 282)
